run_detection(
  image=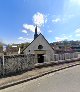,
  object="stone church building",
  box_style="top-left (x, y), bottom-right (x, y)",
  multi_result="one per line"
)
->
top-left (23, 26), bottom-right (54, 63)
